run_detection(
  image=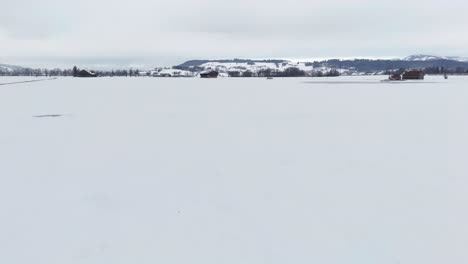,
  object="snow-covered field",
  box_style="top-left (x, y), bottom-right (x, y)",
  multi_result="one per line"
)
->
top-left (1, 75), bottom-right (467, 264)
